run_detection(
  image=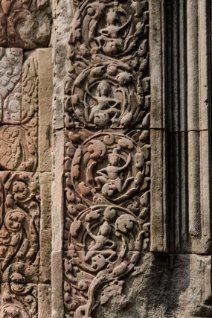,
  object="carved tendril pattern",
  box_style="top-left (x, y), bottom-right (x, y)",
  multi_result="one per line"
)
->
top-left (64, 0), bottom-right (150, 317)
top-left (0, 48), bottom-right (40, 317)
